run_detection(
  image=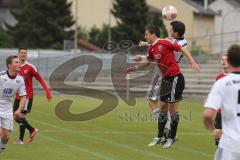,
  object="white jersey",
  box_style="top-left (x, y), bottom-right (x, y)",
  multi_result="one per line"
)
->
top-left (0, 71), bottom-right (26, 119)
top-left (165, 37), bottom-right (187, 63)
top-left (205, 73), bottom-right (240, 153)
